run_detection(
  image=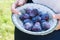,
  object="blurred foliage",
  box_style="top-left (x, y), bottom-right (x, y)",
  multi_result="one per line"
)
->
top-left (0, 0), bottom-right (15, 40)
